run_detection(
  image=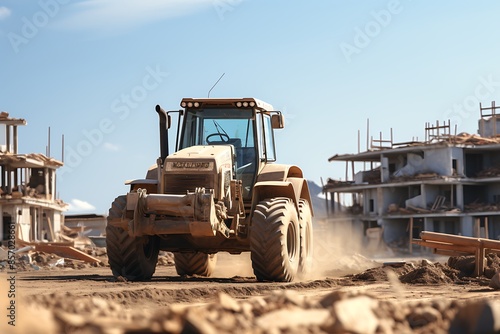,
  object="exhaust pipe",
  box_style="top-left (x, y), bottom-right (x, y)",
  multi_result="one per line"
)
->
top-left (155, 104), bottom-right (169, 163)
